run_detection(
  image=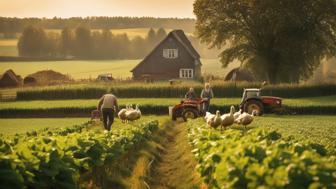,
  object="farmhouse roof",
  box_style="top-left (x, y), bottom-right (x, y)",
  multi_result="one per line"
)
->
top-left (131, 30), bottom-right (200, 72)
